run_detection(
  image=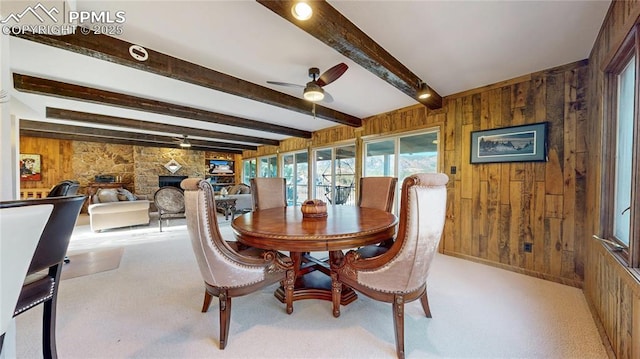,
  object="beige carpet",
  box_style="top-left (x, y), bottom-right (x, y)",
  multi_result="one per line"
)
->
top-left (15, 216), bottom-right (608, 358)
